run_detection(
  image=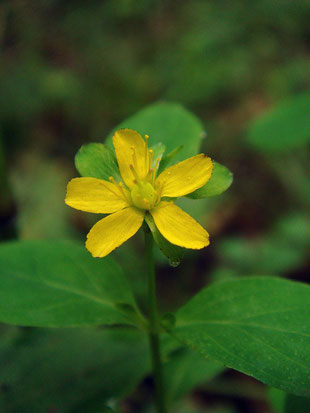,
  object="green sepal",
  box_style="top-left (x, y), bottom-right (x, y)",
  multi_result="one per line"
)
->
top-left (150, 142), bottom-right (166, 163)
top-left (186, 161), bottom-right (233, 198)
top-left (145, 213), bottom-right (184, 266)
top-left (75, 142), bottom-right (121, 181)
top-left (158, 145), bottom-right (184, 174)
